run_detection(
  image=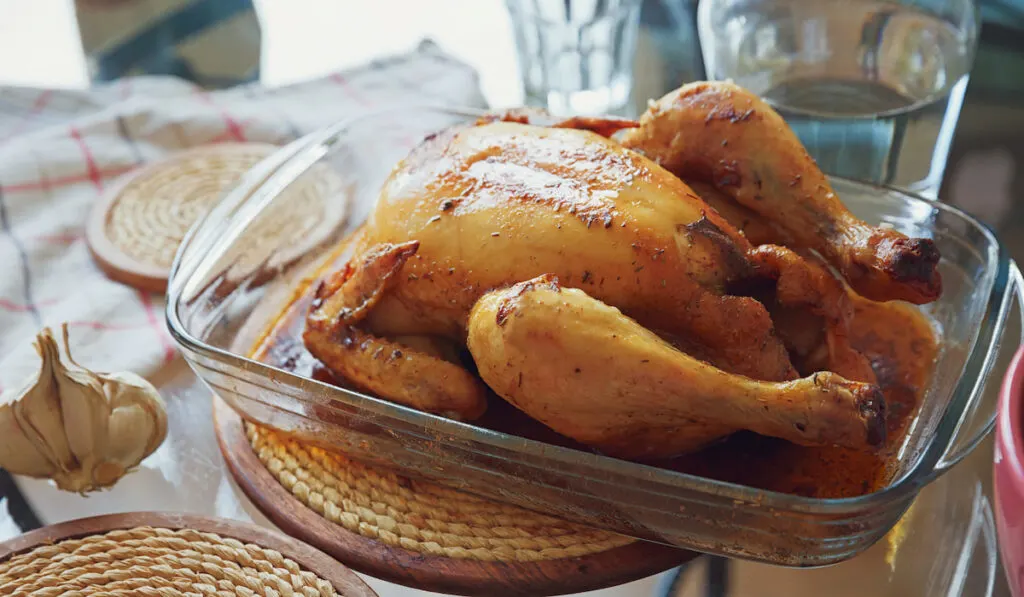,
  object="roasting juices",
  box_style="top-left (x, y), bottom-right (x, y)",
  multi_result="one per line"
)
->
top-left (668, 295), bottom-right (938, 497)
top-left (253, 273), bottom-right (938, 499)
